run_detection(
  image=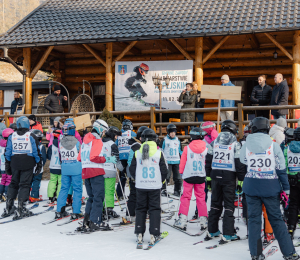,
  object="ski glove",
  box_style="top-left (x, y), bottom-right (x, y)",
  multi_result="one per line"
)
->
top-left (5, 159), bottom-right (12, 176)
top-left (280, 191), bottom-right (289, 209)
top-left (236, 181), bottom-right (243, 194)
top-left (288, 174), bottom-right (298, 186)
top-left (206, 177), bottom-right (211, 190)
top-left (105, 156), bottom-right (117, 164)
top-left (116, 161), bottom-right (124, 171)
top-left (35, 161), bottom-right (43, 176)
